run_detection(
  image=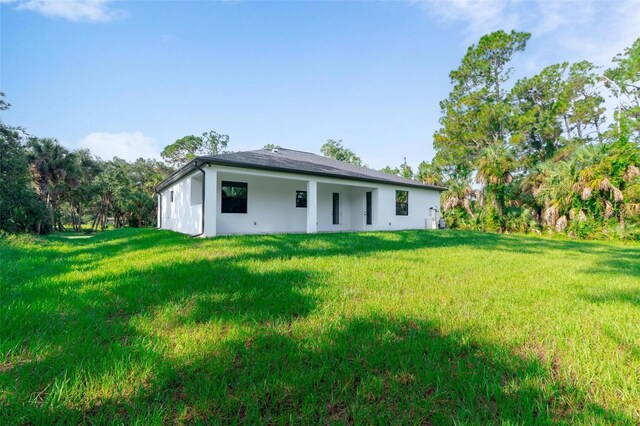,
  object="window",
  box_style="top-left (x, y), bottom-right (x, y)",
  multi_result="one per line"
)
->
top-left (395, 190), bottom-right (408, 215)
top-left (296, 191), bottom-right (307, 208)
top-left (221, 181), bottom-right (247, 213)
top-left (170, 190), bottom-right (174, 203)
